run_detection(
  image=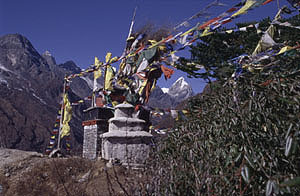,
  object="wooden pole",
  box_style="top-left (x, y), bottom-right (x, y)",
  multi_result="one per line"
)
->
top-left (127, 6), bottom-right (137, 40)
top-left (57, 78), bottom-right (66, 150)
top-left (118, 6), bottom-right (137, 75)
top-left (104, 64), bottom-right (107, 91)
